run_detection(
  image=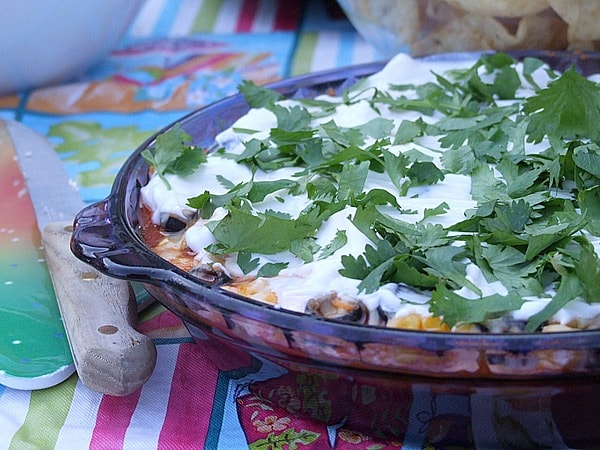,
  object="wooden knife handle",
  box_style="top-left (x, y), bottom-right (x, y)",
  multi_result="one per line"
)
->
top-left (42, 221), bottom-right (157, 396)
